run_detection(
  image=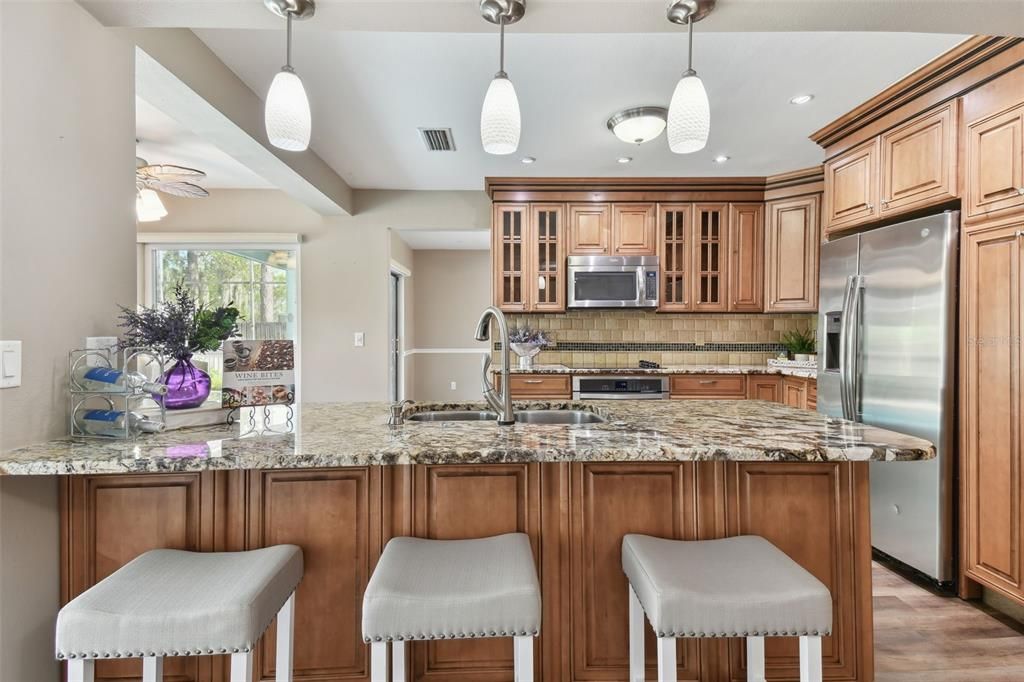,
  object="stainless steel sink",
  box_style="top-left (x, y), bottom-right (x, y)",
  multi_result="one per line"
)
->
top-left (514, 410), bottom-right (606, 424)
top-left (407, 410), bottom-right (497, 422)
